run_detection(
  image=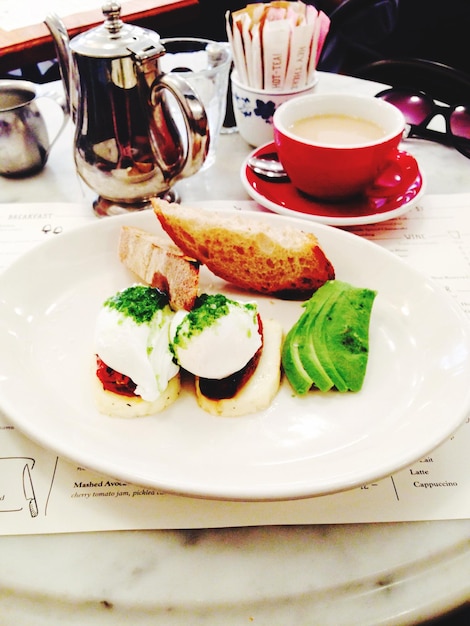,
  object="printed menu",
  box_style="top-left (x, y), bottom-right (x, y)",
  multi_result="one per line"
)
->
top-left (1, 197), bottom-right (470, 536)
